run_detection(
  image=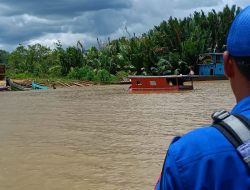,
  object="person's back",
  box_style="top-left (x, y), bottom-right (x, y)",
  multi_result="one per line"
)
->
top-left (155, 6), bottom-right (250, 190)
